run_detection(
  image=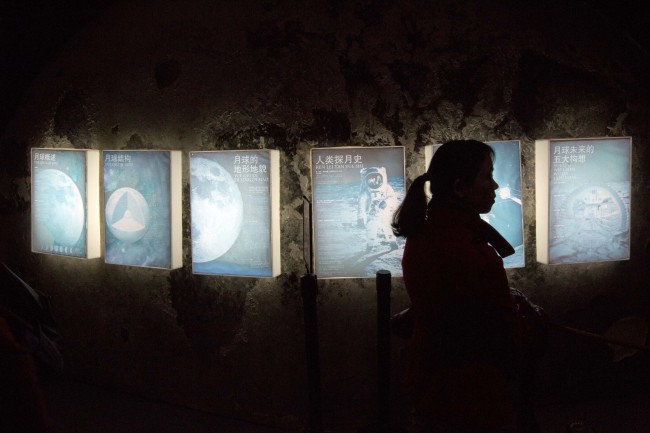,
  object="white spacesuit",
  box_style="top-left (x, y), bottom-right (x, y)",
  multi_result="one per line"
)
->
top-left (357, 167), bottom-right (399, 252)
